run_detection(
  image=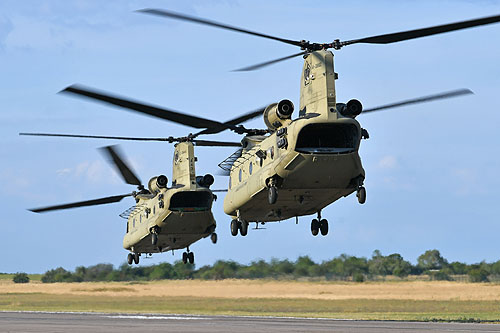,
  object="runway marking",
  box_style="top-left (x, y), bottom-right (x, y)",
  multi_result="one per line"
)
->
top-left (103, 315), bottom-right (205, 320)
